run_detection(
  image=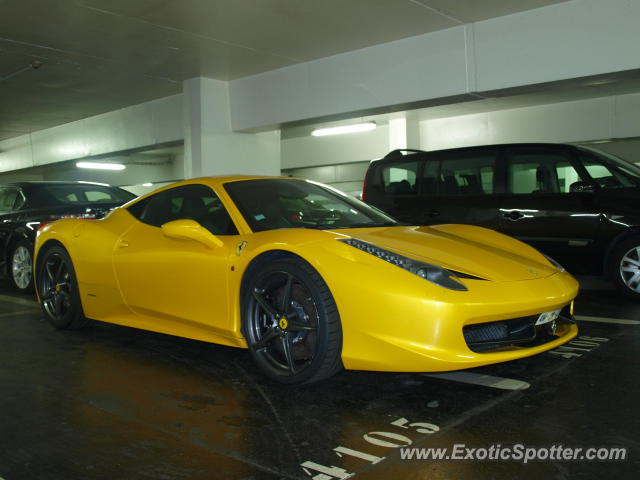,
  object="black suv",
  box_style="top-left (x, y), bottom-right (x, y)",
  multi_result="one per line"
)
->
top-left (363, 143), bottom-right (640, 298)
top-left (0, 182), bottom-right (136, 292)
